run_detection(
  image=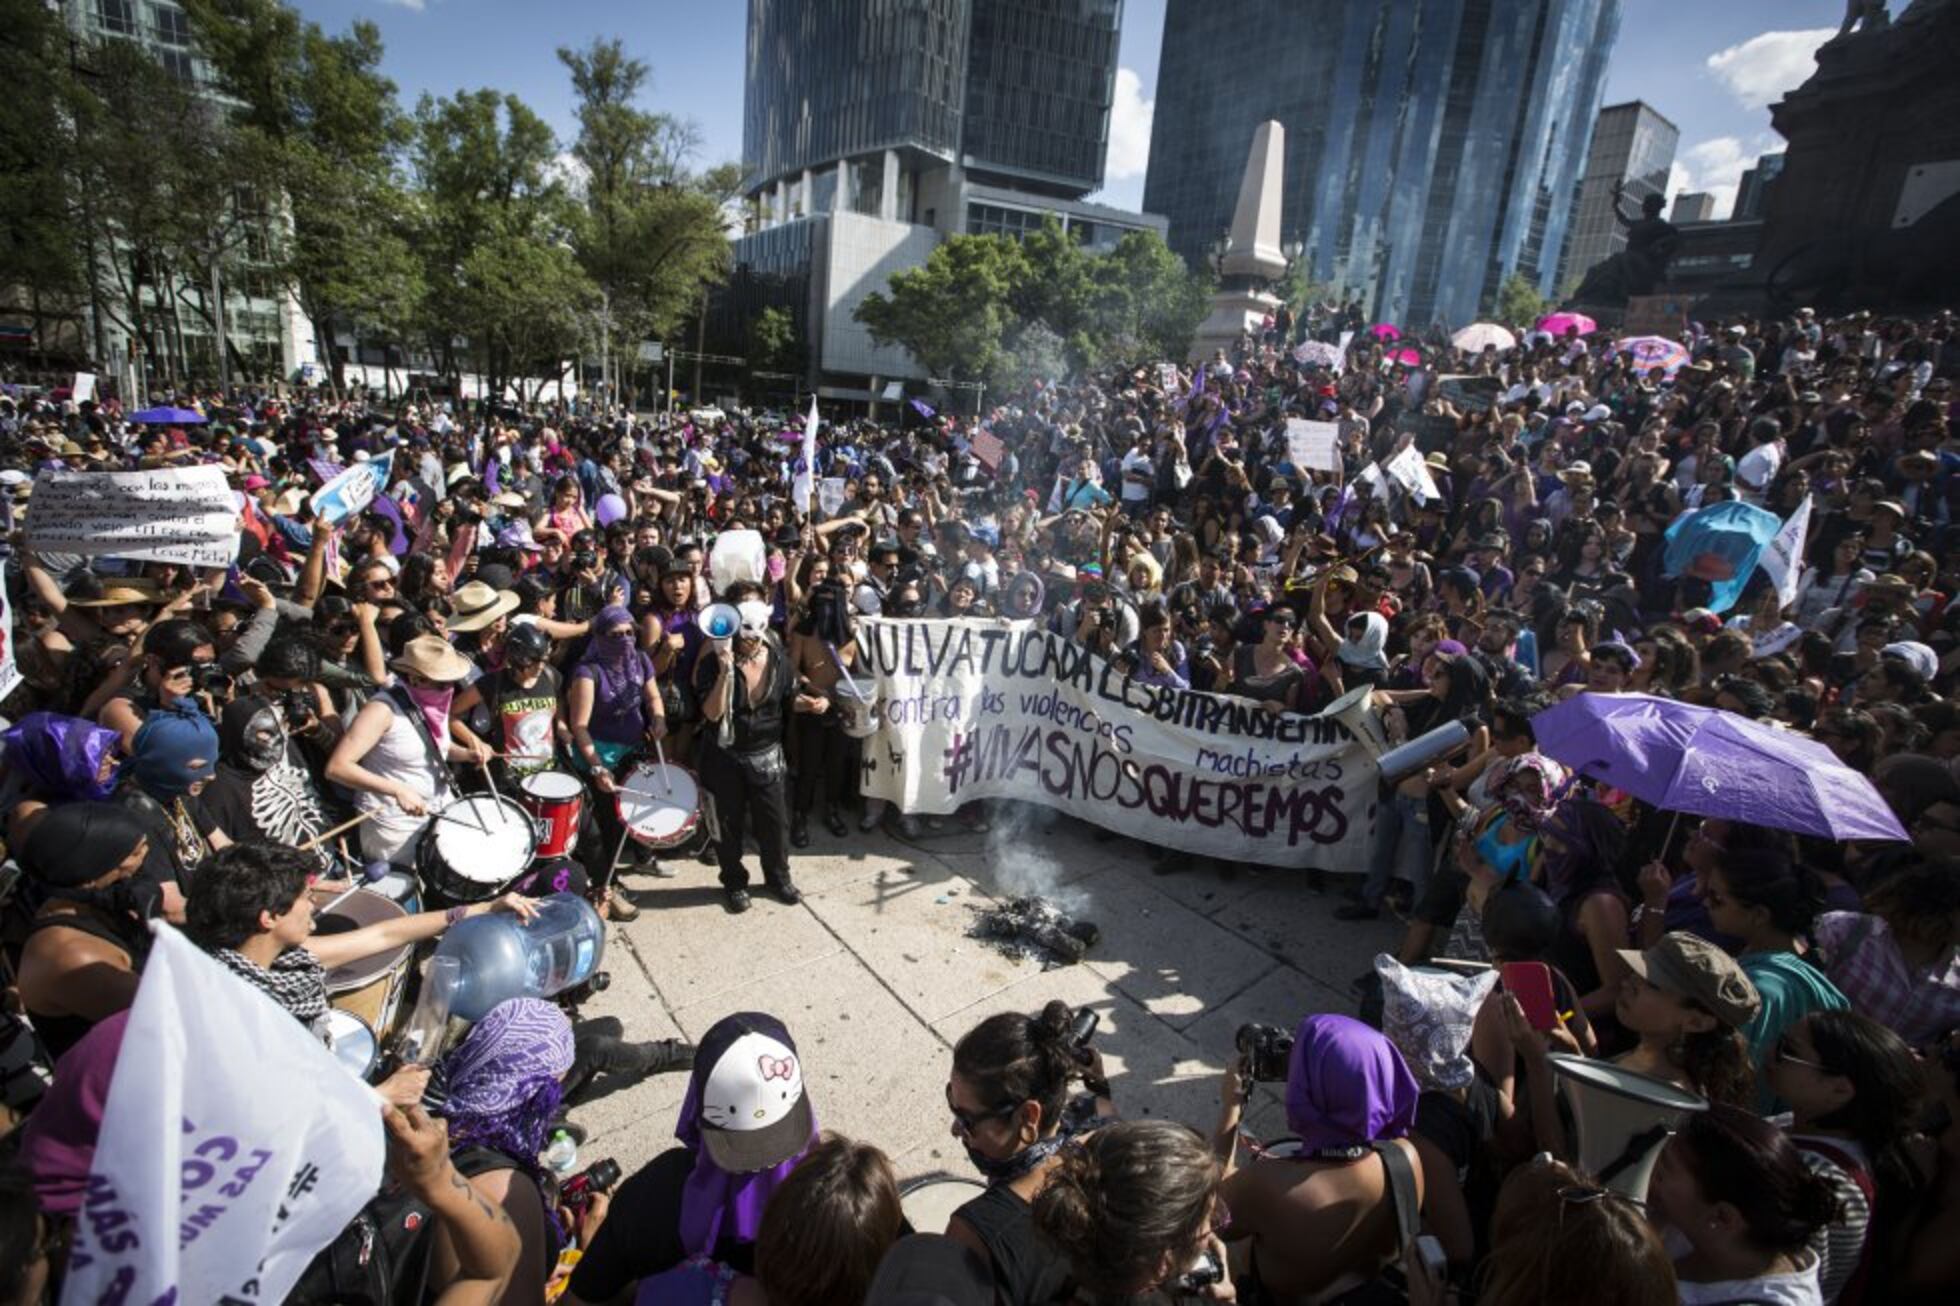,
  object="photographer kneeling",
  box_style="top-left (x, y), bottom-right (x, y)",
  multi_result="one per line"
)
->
top-left (945, 1001), bottom-right (1114, 1304)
